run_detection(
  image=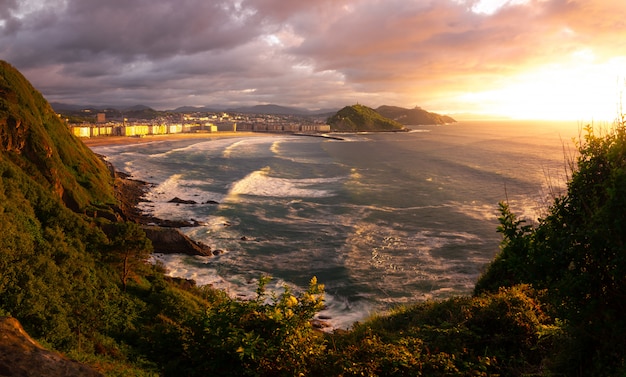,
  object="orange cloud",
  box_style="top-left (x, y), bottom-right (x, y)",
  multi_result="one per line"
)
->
top-left (1, 0), bottom-right (625, 118)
